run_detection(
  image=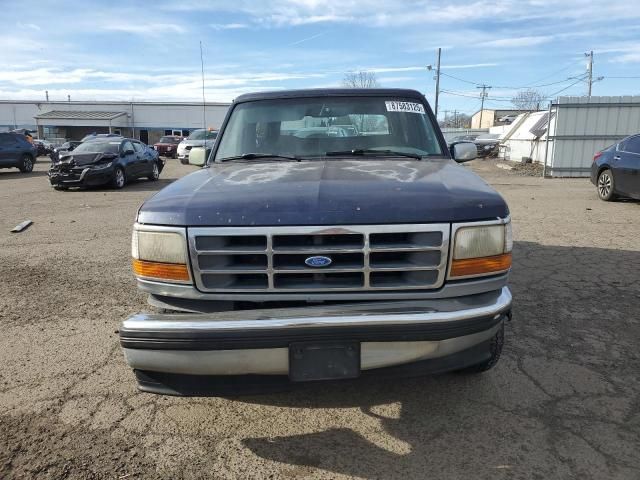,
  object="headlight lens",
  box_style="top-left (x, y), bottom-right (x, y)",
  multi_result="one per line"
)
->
top-left (91, 161), bottom-right (112, 170)
top-left (131, 228), bottom-right (191, 283)
top-left (450, 221), bottom-right (512, 278)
